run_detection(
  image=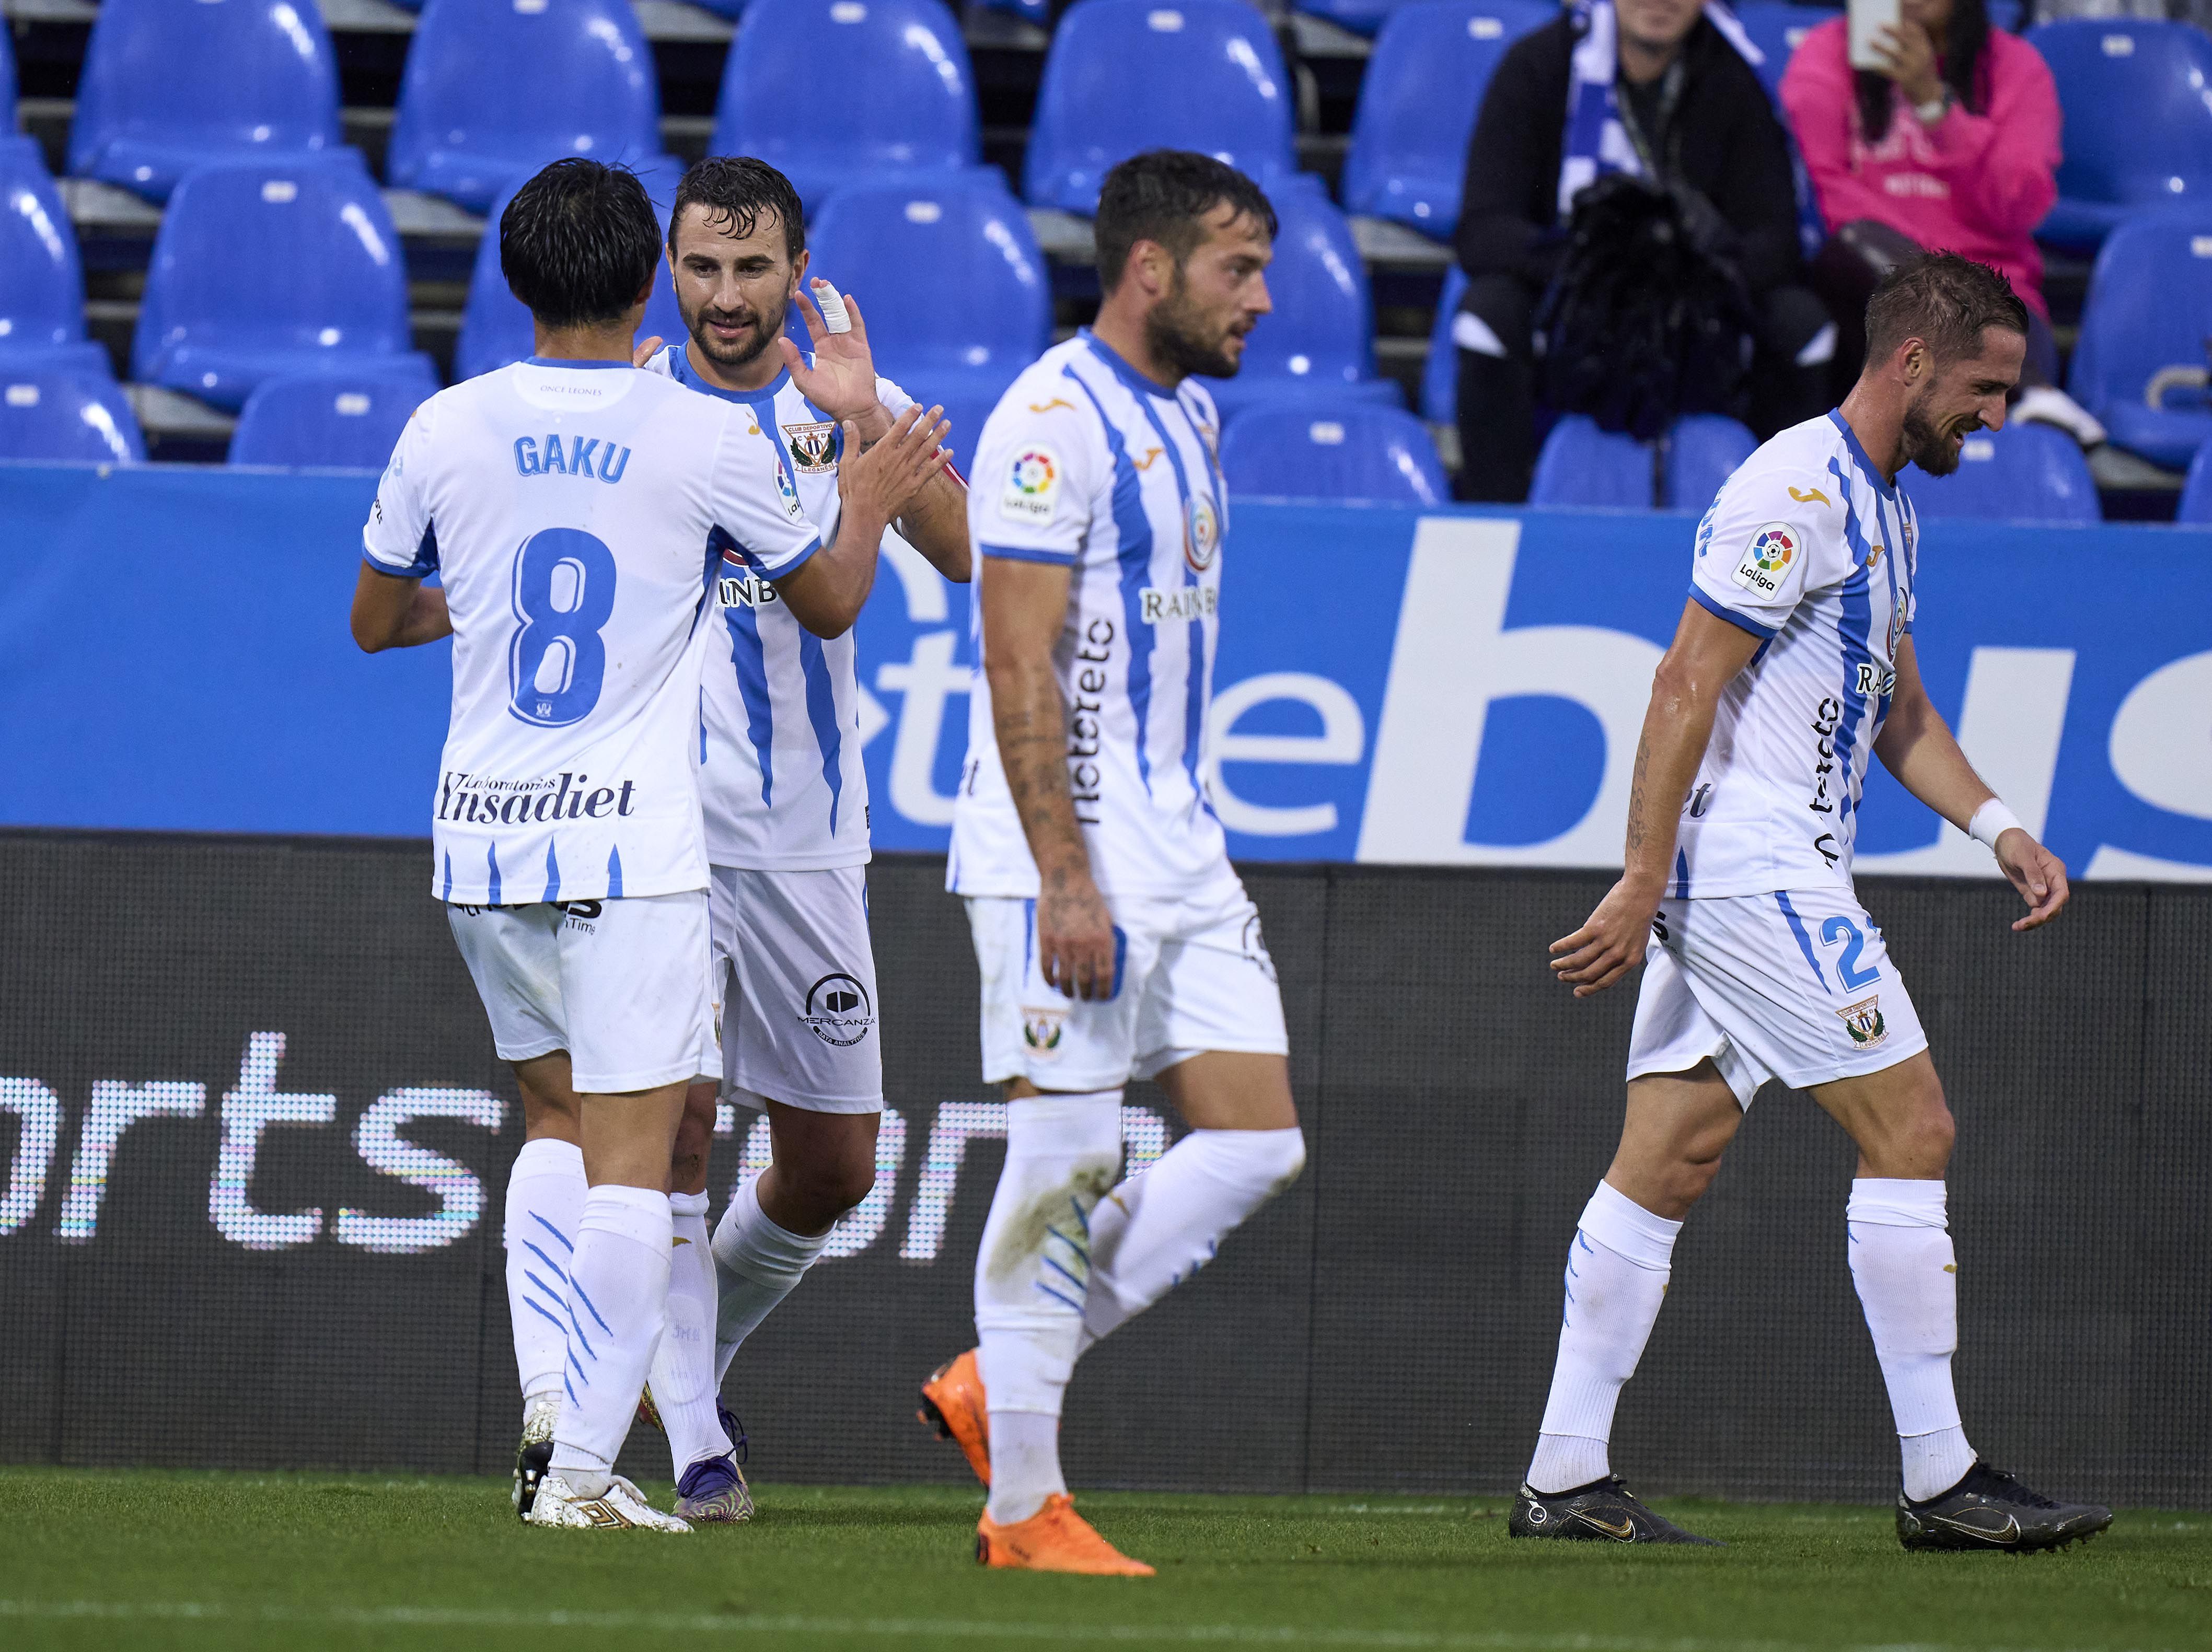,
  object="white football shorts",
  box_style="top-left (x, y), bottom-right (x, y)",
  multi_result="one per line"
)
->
top-left (712, 864), bottom-right (883, 1115)
top-left (447, 890), bottom-right (718, 1094)
top-left (967, 882), bottom-right (1290, 1092)
top-left (1627, 885), bottom-right (1929, 1109)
